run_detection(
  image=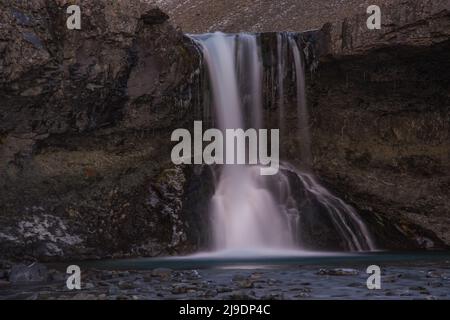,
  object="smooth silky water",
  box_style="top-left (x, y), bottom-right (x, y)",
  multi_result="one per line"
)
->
top-left (78, 251), bottom-right (450, 271)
